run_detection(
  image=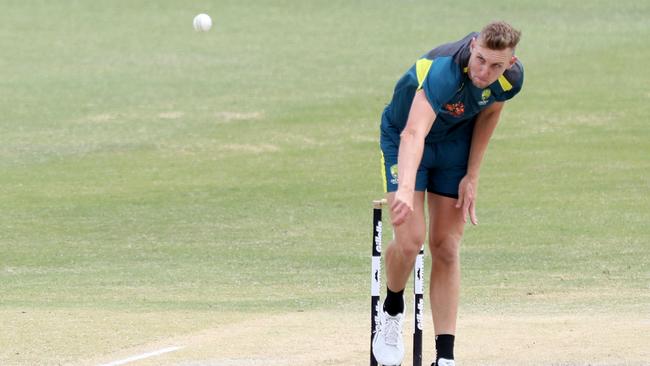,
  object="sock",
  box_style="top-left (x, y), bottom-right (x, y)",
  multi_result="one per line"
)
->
top-left (383, 287), bottom-right (404, 316)
top-left (435, 334), bottom-right (455, 362)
